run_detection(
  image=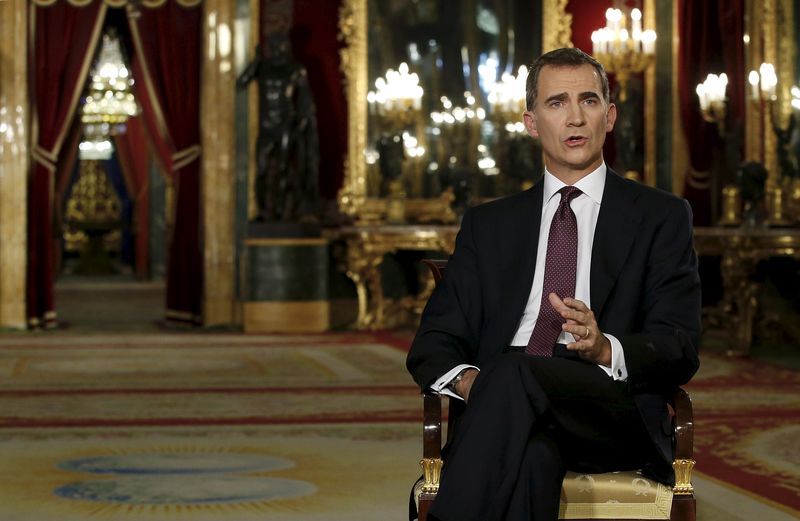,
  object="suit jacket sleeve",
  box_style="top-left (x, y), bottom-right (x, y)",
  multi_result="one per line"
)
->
top-left (406, 209), bottom-right (483, 390)
top-left (620, 198), bottom-right (701, 392)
